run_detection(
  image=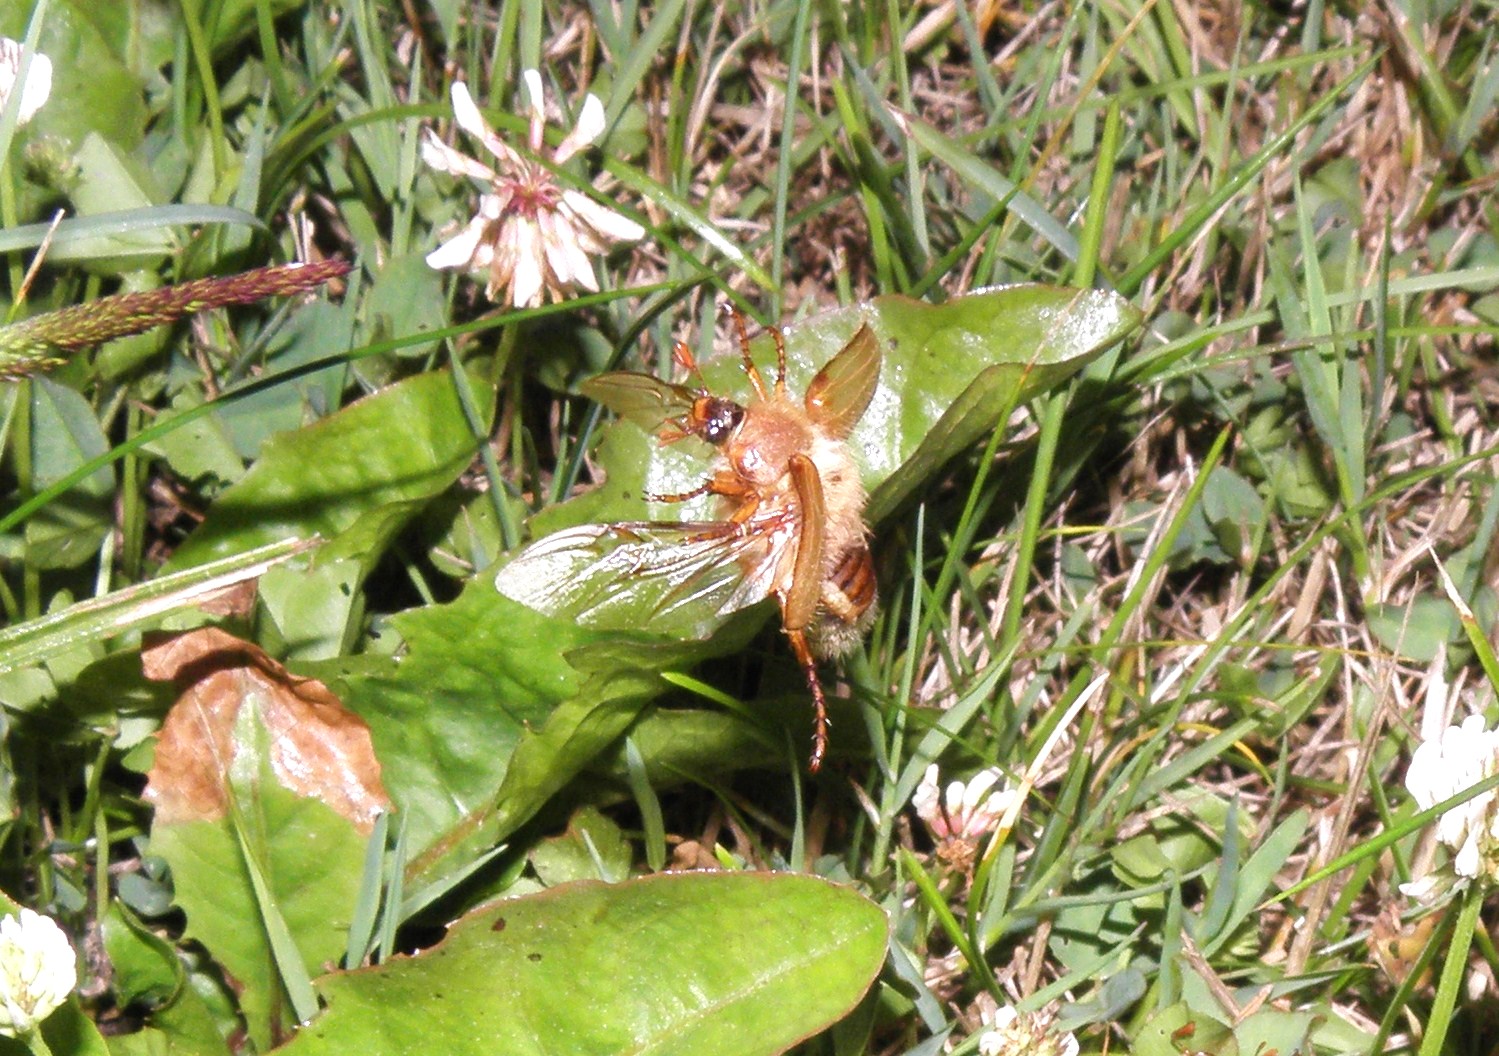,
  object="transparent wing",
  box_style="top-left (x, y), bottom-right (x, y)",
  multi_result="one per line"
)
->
top-left (494, 521), bottom-right (787, 640)
top-left (581, 372), bottom-right (697, 433)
